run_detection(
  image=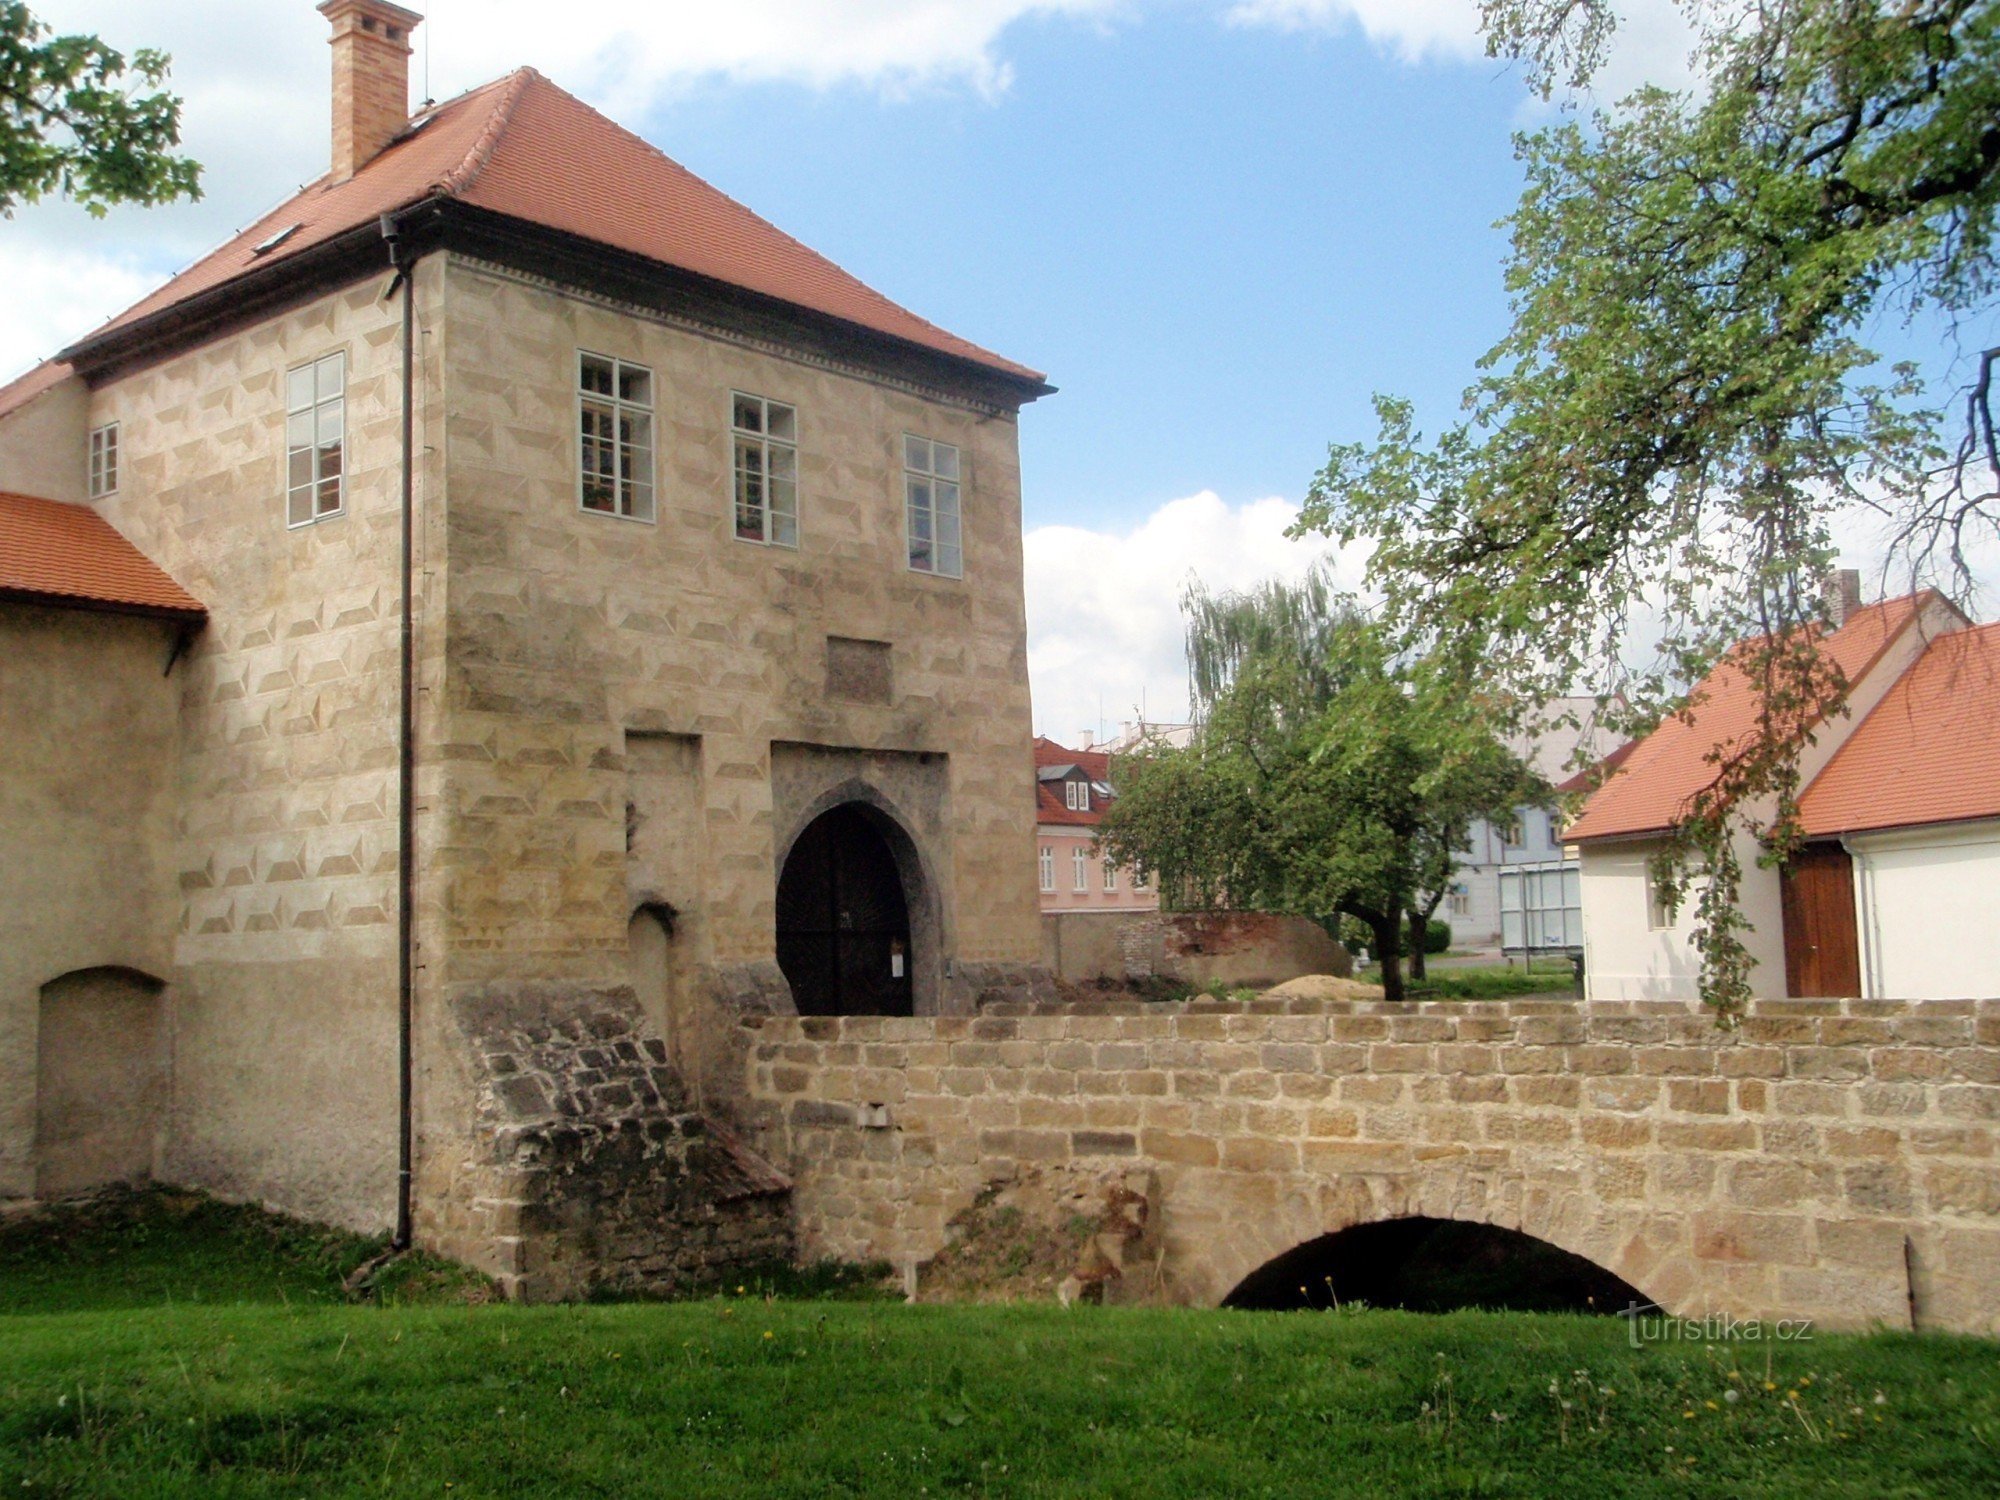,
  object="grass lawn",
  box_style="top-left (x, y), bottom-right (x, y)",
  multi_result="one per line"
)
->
top-left (1358, 960), bottom-right (1579, 1001)
top-left (3, 1195), bottom-right (1997, 1497)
